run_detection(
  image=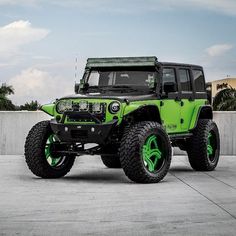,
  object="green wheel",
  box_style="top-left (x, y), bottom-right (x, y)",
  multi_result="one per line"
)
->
top-left (25, 121), bottom-right (75, 178)
top-left (45, 134), bottom-right (66, 168)
top-left (120, 121), bottom-right (172, 183)
top-left (142, 134), bottom-right (163, 173)
top-left (187, 119), bottom-right (220, 171)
